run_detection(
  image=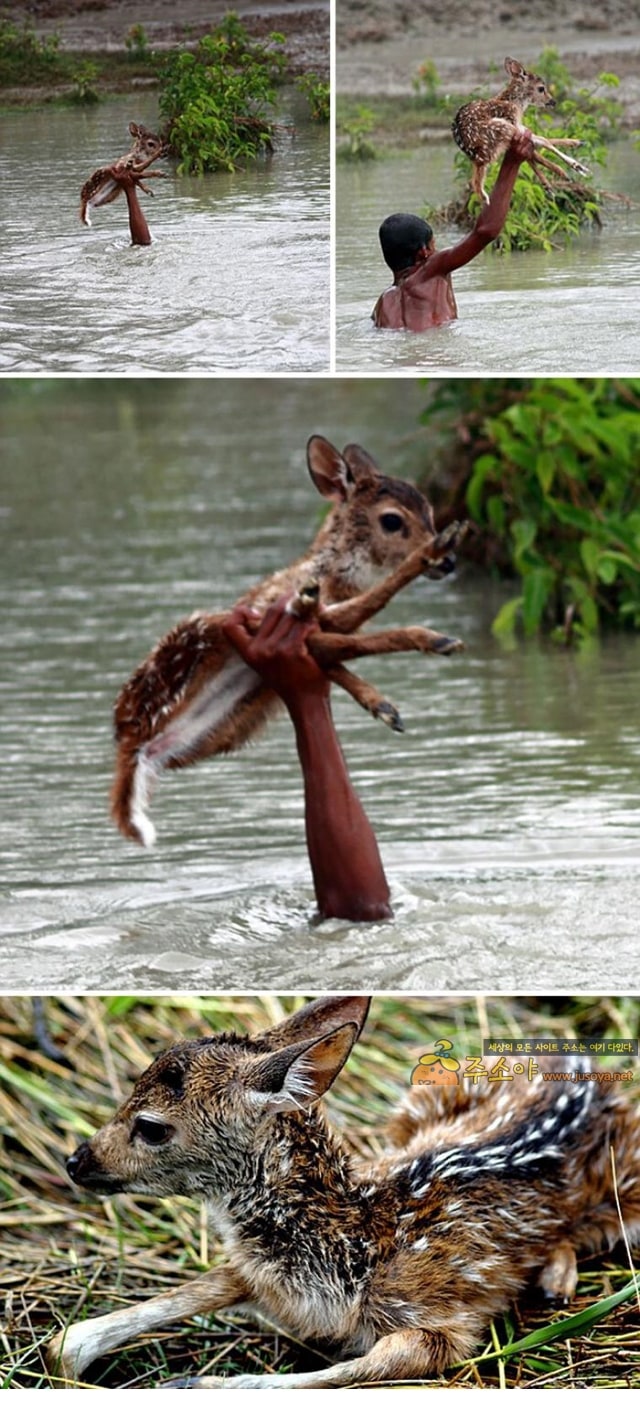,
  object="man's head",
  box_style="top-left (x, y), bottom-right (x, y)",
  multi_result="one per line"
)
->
top-left (379, 213), bottom-right (434, 273)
